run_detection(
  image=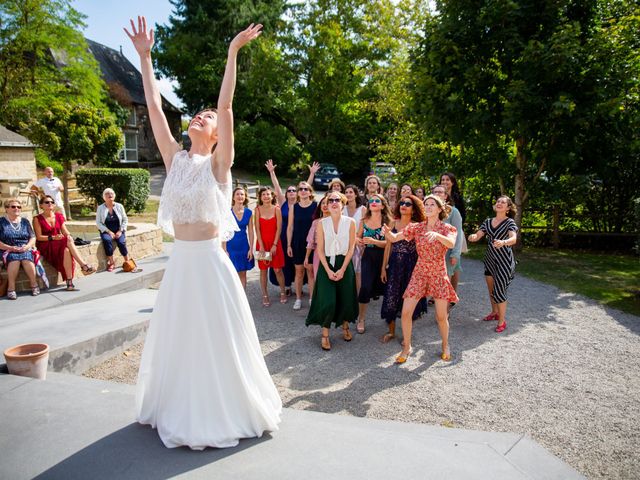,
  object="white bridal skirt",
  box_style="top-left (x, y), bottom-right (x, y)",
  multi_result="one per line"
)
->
top-left (136, 238), bottom-right (282, 449)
